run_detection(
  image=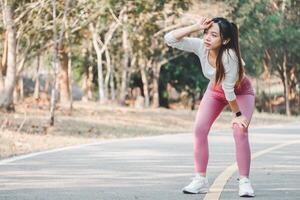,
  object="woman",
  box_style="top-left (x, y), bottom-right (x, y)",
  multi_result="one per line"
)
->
top-left (164, 17), bottom-right (255, 197)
